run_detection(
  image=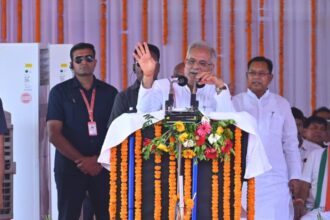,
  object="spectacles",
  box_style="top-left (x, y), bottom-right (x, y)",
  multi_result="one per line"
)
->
top-left (74, 55), bottom-right (95, 64)
top-left (247, 71), bottom-right (270, 77)
top-left (186, 58), bottom-right (212, 69)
